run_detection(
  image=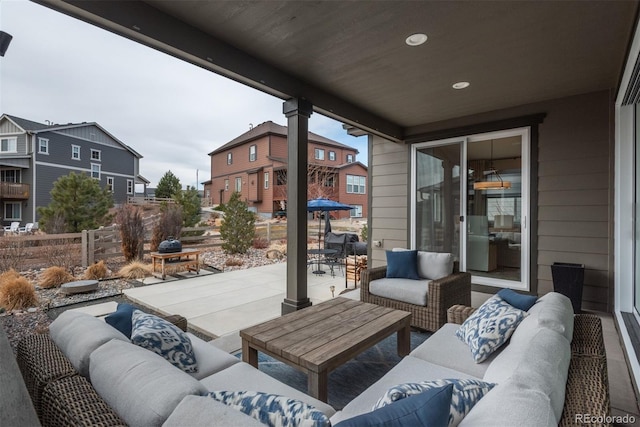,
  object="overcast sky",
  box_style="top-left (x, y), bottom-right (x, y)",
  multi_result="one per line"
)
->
top-left (0, 0), bottom-right (367, 190)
